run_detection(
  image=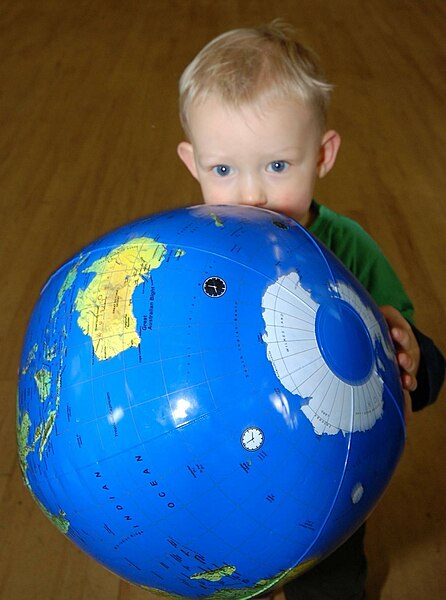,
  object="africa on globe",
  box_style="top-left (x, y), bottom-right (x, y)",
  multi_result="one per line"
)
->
top-left (17, 205), bottom-right (405, 599)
